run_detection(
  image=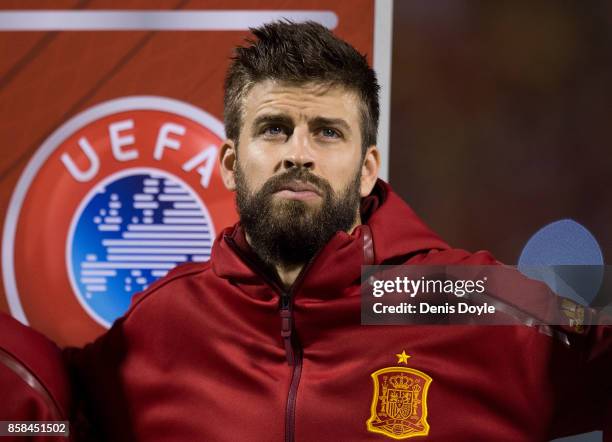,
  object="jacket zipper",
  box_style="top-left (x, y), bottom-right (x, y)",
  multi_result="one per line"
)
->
top-left (226, 235), bottom-right (319, 442)
top-left (271, 263), bottom-right (316, 442)
top-left (281, 291), bottom-right (302, 442)
top-left (280, 293), bottom-right (295, 364)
